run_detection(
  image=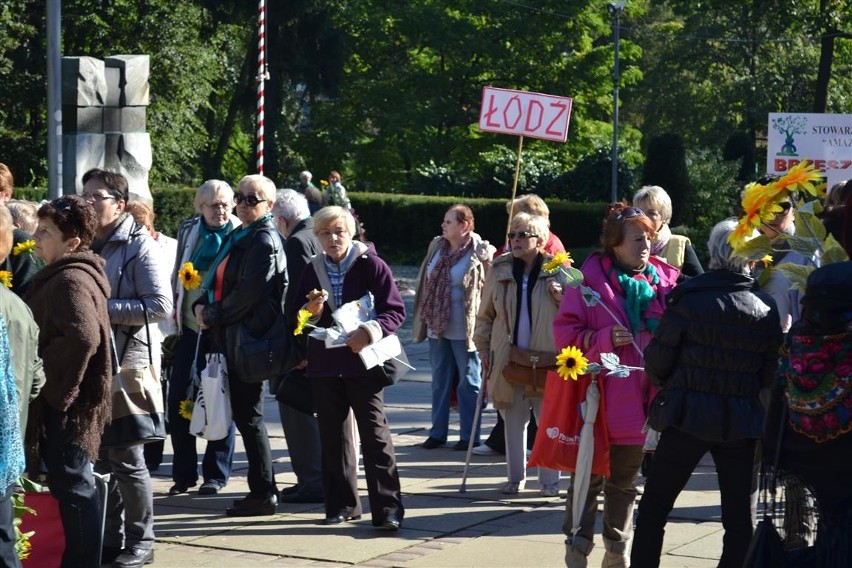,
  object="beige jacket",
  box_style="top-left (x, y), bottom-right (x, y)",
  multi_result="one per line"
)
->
top-left (412, 232), bottom-right (494, 351)
top-left (474, 252), bottom-right (566, 410)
